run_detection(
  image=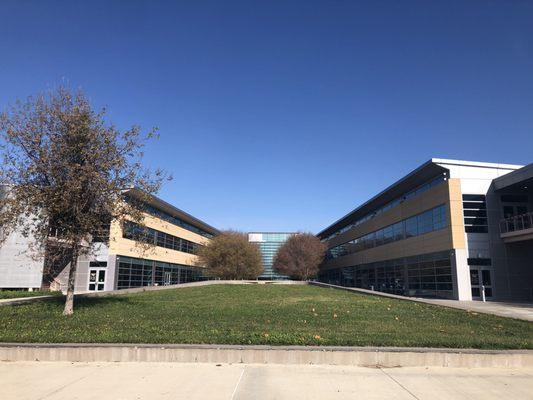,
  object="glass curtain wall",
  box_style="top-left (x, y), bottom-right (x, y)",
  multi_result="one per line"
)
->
top-left (327, 205), bottom-right (447, 260)
top-left (117, 256), bottom-right (205, 289)
top-left (318, 251), bottom-right (454, 299)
